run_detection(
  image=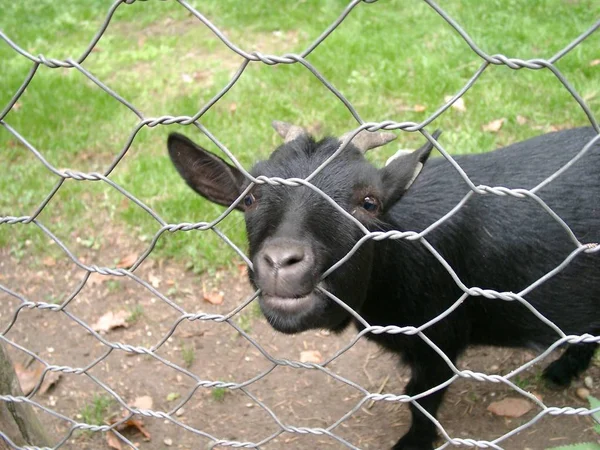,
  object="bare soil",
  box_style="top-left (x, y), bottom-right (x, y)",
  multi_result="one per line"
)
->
top-left (0, 233), bottom-right (598, 450)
